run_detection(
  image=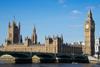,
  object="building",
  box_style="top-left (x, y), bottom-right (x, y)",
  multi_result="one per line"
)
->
top-left (95, 37), bottom-right (100, 57)
top-left (6, 21), bottom-right (22, 44)
top-left (0, 10), bottom-right (96, 55)
top-left (1, 20), bottom-right (83, 55)
top-left (61, 42), bottom-right (83, 55)
top-left (2, 21), bottom-right (64, 54)
top-left (84, 9), bottom-right (95, 56)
